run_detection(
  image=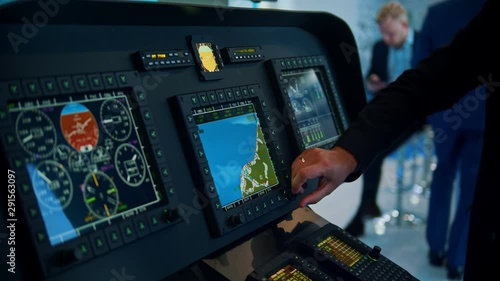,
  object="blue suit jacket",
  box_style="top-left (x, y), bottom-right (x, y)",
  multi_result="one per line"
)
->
top-left (412, 0), bottom-right (486, 132)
